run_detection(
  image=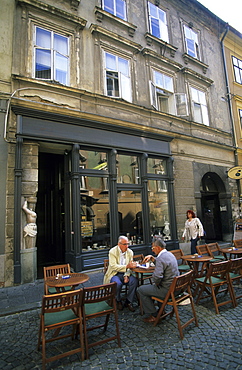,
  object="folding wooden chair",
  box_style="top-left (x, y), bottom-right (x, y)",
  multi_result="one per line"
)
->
top-left (151, 270), bottom-right (198, 339)
top-left (38, 289), bottom-right (84, 369)
top-left (170, 249), bottom-right (191, 274)
top-left (233, 239), bottom-right (242, 249)
top-left (228, 257), bottom-right (242, 305)
top-left (82, 282), bottom-right (121, 359)
top-left (206, 243), bottom-right (226, 261)
top-left (195, 260), bottom-right (236, 314)
top-left (43, 264), bottom-right (72, 294)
